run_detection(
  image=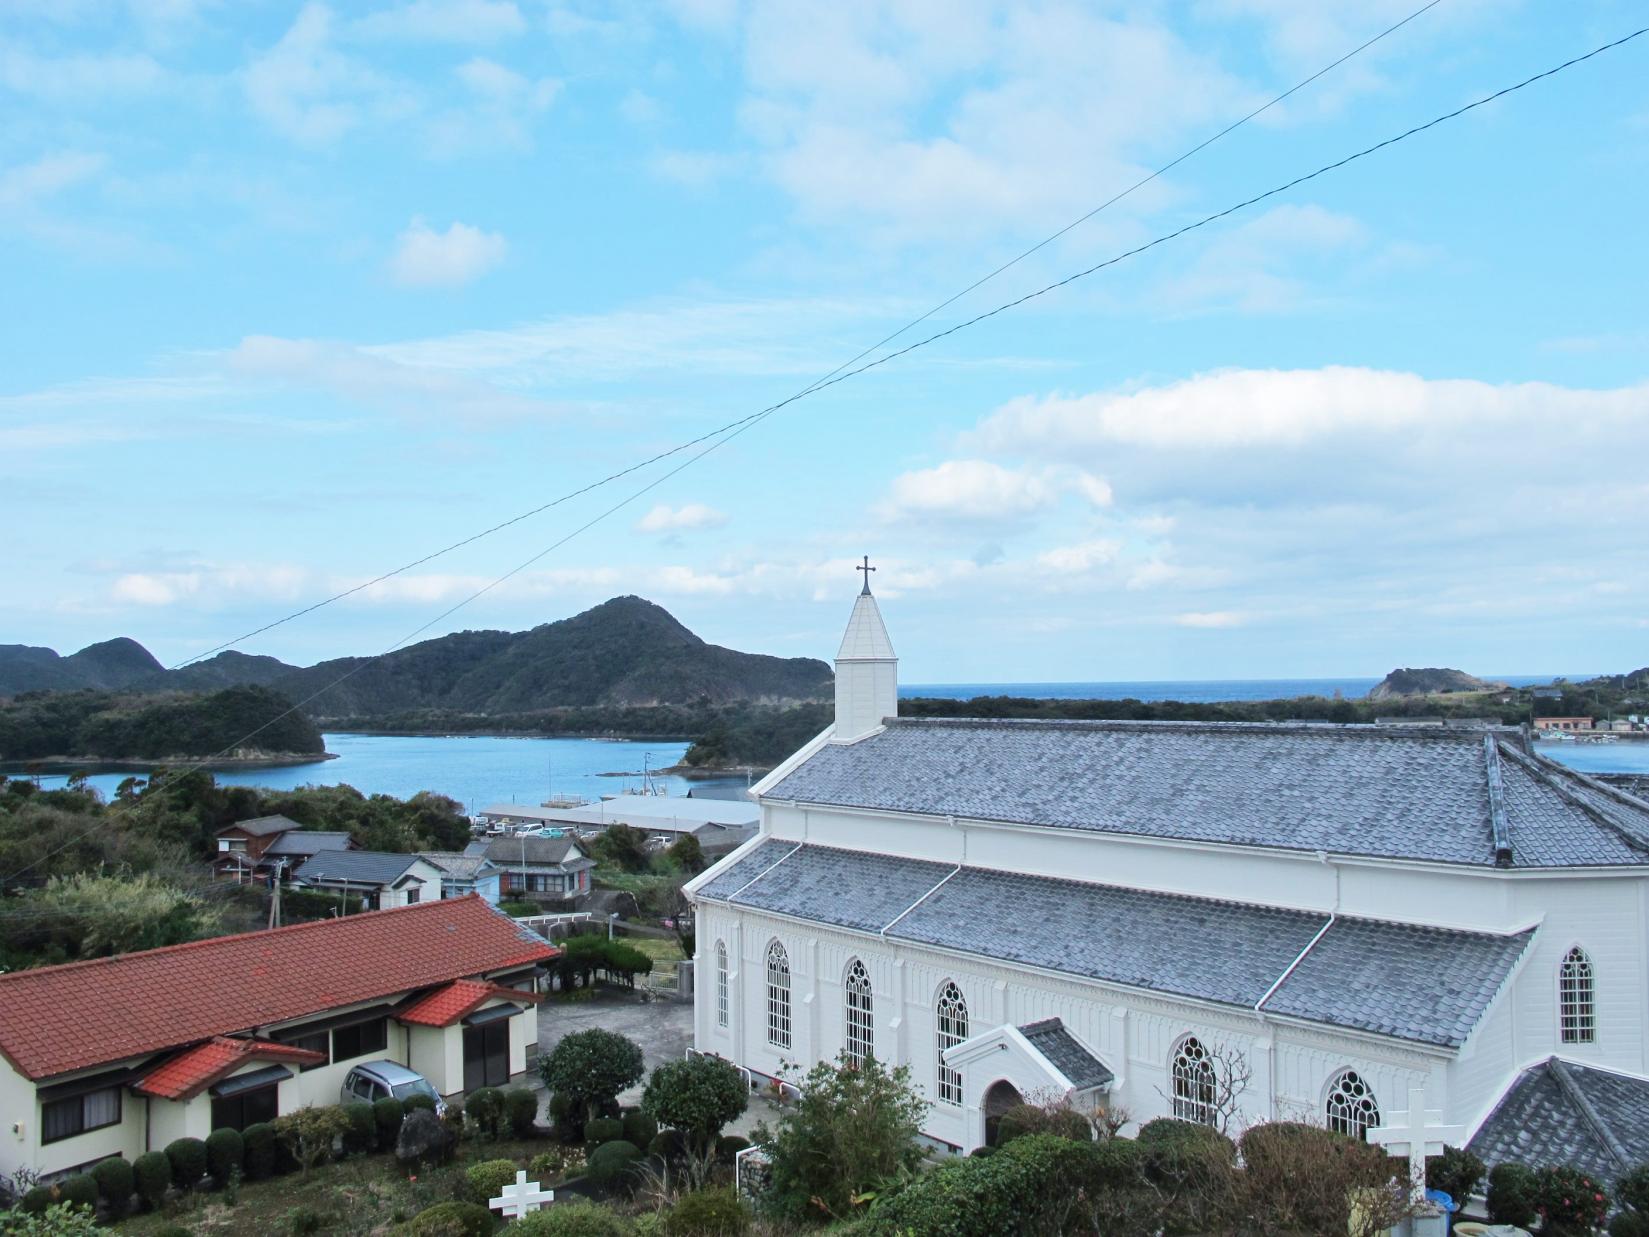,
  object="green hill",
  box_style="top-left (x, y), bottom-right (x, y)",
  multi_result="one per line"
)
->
top-left (0, 685), bottom-right (325, 762)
